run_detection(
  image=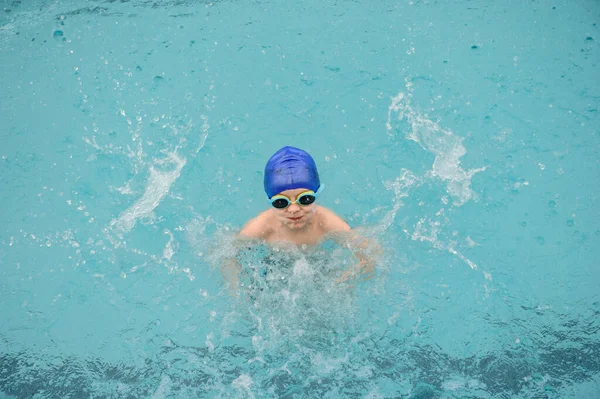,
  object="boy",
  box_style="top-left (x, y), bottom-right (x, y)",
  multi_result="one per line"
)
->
top-left (222, 146), bottom-right (376, 291)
